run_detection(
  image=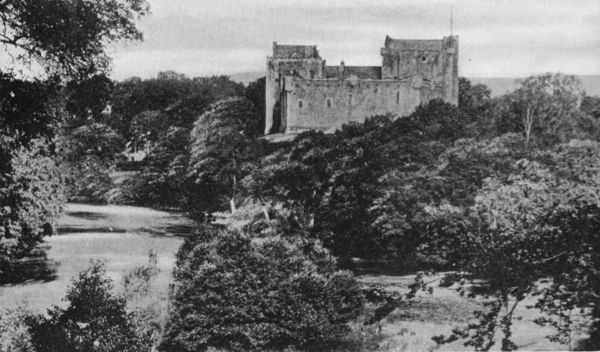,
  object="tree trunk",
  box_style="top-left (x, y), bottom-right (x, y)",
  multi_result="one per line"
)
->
top-left (523, 104), bottom-right (534, 145)
top-left (230, 172), bottom-right (237, 214)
